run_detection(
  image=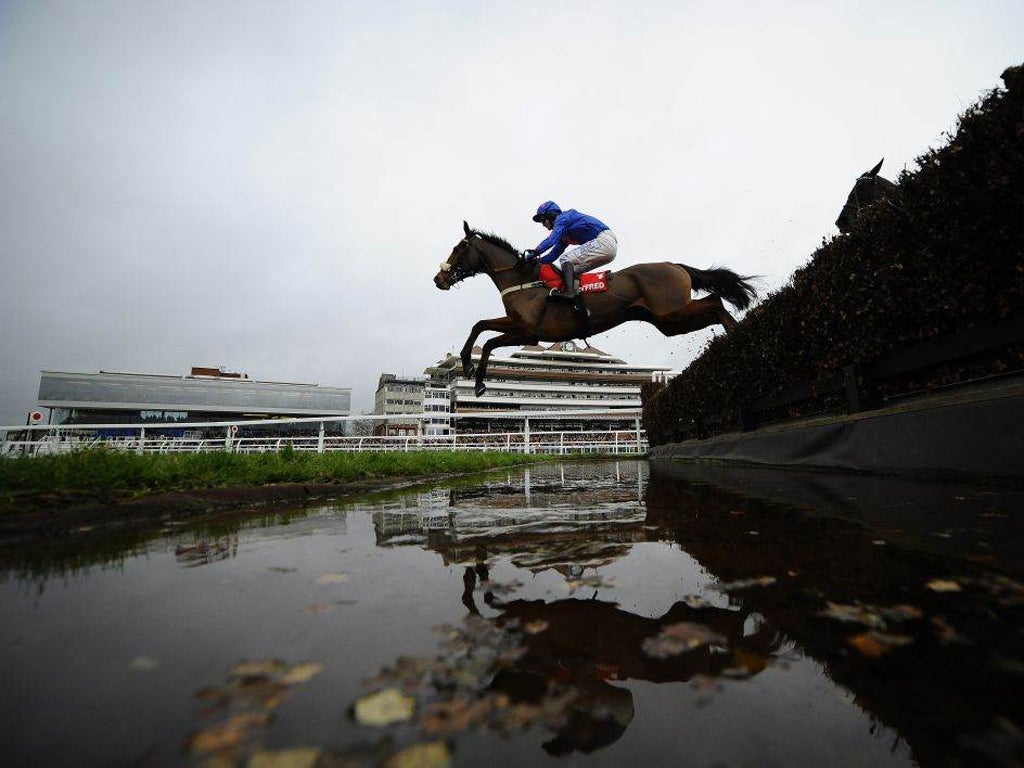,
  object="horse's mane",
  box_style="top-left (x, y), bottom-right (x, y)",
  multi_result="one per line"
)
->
top-left (472, 230), bottom-right (519, 256)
